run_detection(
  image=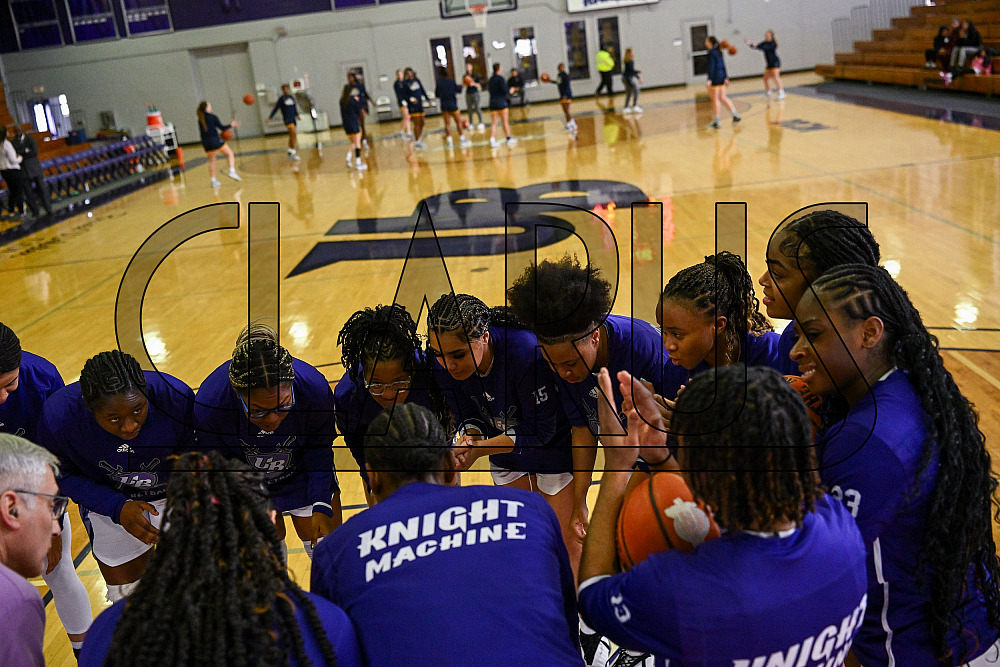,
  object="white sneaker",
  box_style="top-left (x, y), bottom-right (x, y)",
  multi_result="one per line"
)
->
top-left (414, 139), bottom-right (427, 149)
top-left (568, 119), bottom-right (577, 131)
top-left (459, 136), bottom-right (472, 147)
top-left (346, 151), bottom-right (353, 167)
top-left (362, 138), bottom-right (369, 149)
top-left (765, 90), bottom-right (773, 98)
top-left (292, 152), bottom-right (301, 161)
top-left (632, 105), bottom-right (643, 113)
top-left (446, 136), bottom-right (454, 146)
top-left (489, 137), bottom-right (501, 148)
top-left (506, 137), bottom-right (517, 147)
top-left (776, 90), bottom-right (786, 100)
top-left (355, 158), bottom-right (368, 171)
top-left (210, 177), bottom-right (221, 188)
top-left (476, 123), bottom-right (485, 132)
top-left (228, 169), bottom-right (242, 182)
top-left (623, 106), bottom-right (634, 114)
